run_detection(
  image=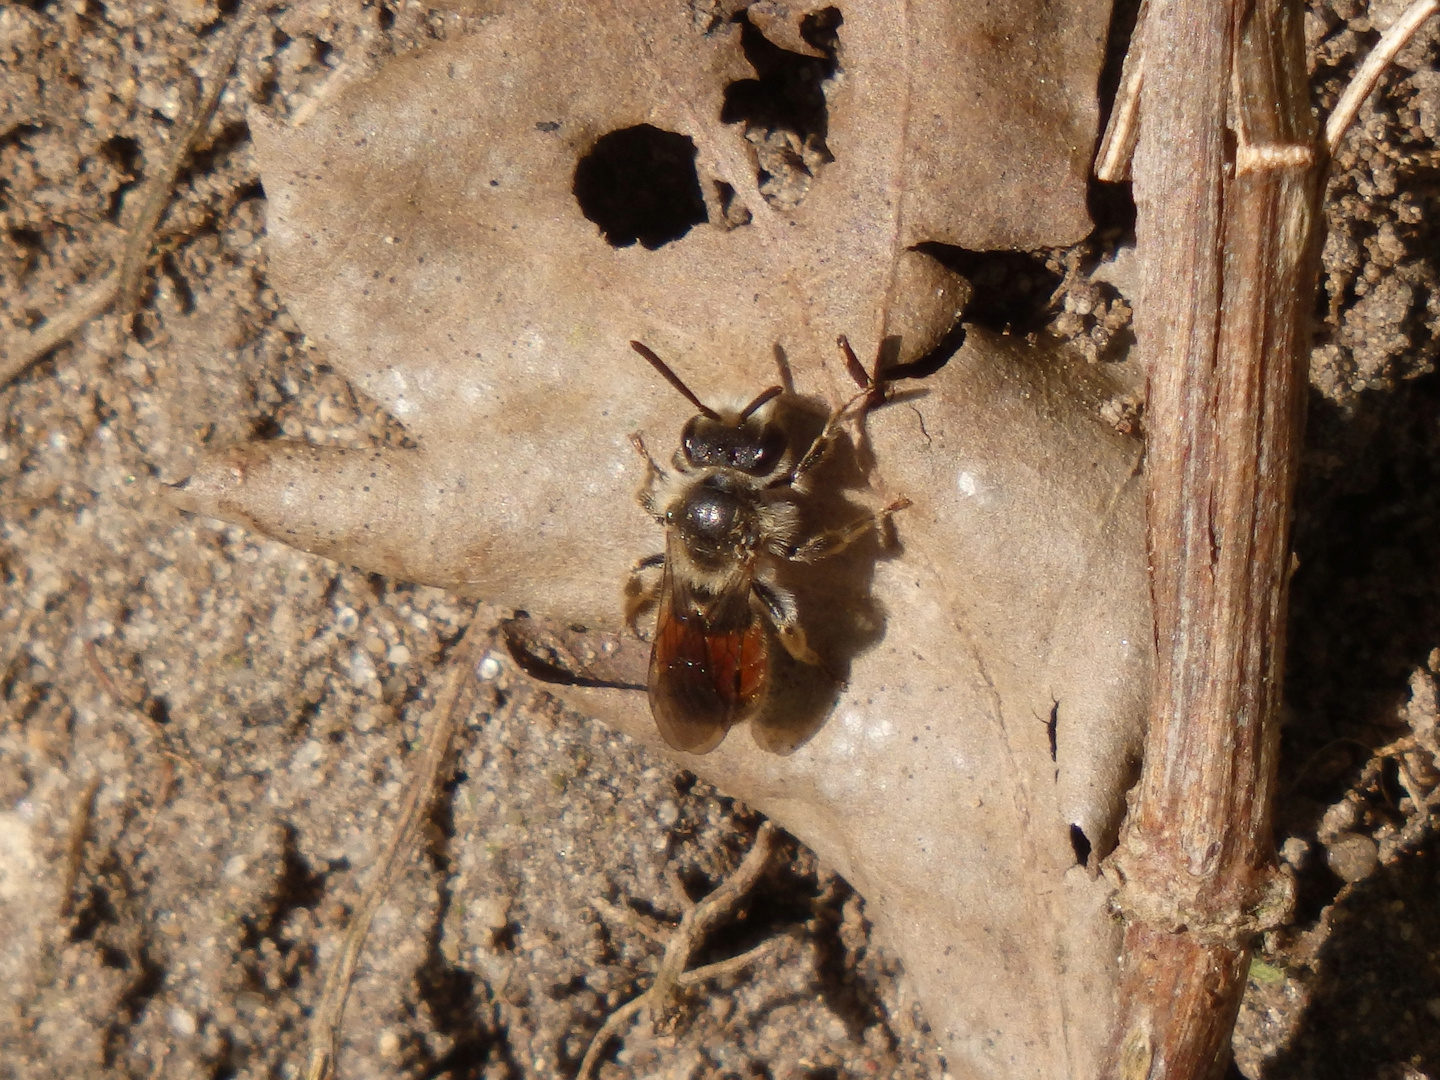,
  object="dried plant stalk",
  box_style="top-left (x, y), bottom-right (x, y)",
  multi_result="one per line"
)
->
top-left (0, 3), bottom-right (256, 386)
top-left (1104, 0), bottom-right (1324, 1076)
